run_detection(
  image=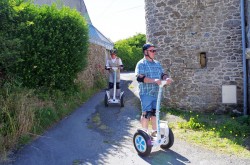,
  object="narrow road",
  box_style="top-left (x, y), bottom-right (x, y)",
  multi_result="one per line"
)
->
top-left (5, 72), bottom-right (250, 165)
